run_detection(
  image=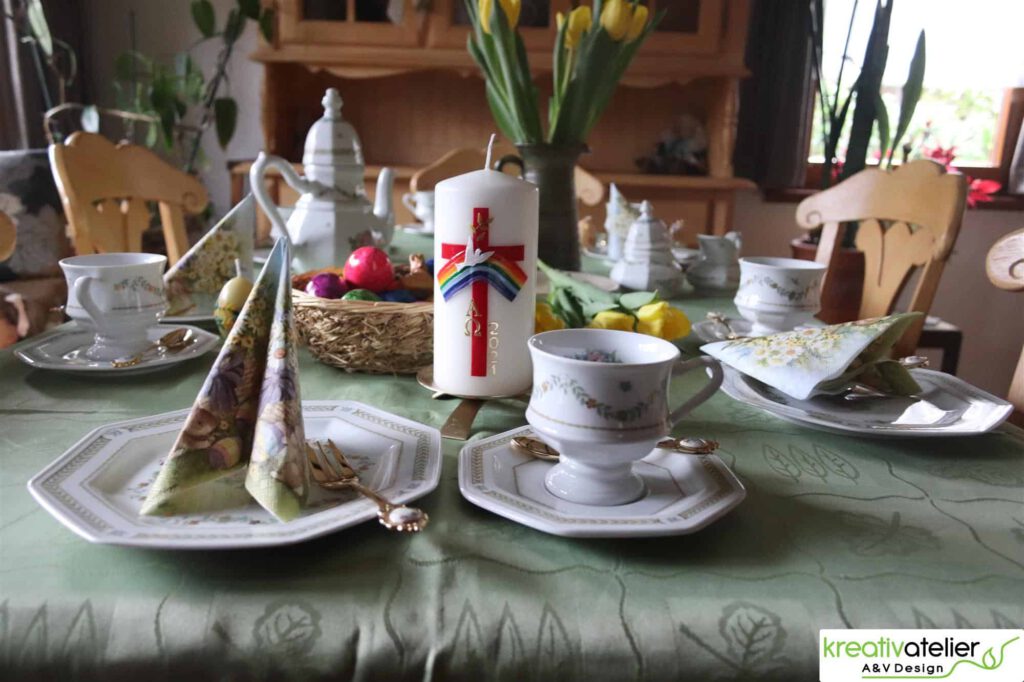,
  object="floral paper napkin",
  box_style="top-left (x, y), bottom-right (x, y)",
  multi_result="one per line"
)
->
top-left (701, 313), bottom-right (924, 400)
top-left (141, 238), bottom-right (308, 522)
top-left (164, 195), bottom-right (255, 317)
